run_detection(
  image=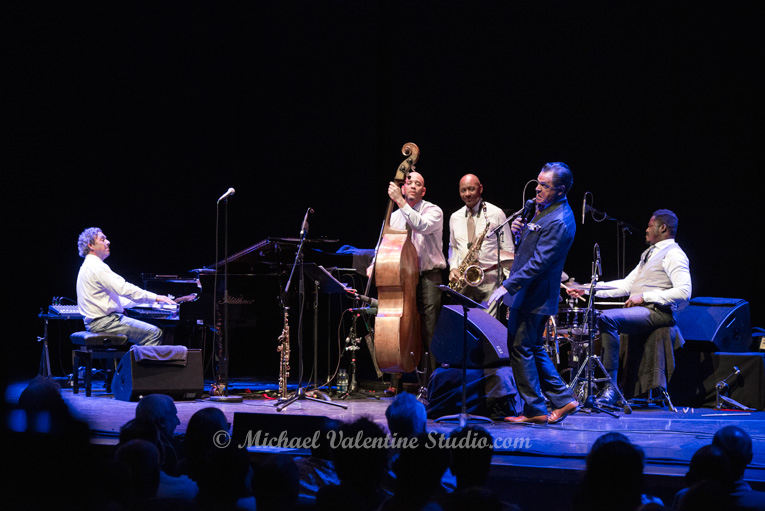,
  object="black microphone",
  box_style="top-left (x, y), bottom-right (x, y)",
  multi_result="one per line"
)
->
top-left (300, 207), bottom-right (314, 238)
top-left (355, 293), bottom-right (379, 307)
top-left (515, 199), bottom-right (536, 245)
top-left (522, 199), bottom-right (536, 221)
top-left (594, 243), bottom-right (602, 276)
top-left (217, 187), bottom-right (235, 202)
